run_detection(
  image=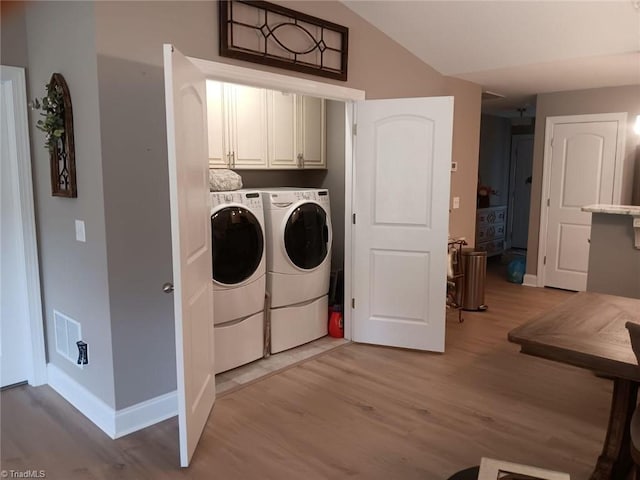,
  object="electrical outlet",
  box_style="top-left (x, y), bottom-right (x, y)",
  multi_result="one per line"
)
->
top-left (75, 220), bottom-right (86, 242)
top-left (452, 197), bottom-right (460, 209)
